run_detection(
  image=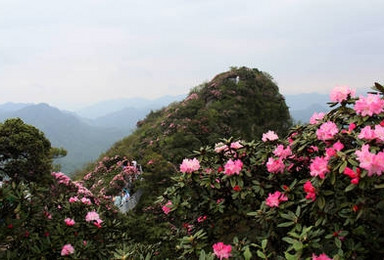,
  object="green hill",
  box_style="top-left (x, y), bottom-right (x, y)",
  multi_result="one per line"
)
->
top-left (78, 67), bottom-right (291, 169)
top-left (75, 67), bottom-right (292, 197)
